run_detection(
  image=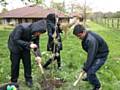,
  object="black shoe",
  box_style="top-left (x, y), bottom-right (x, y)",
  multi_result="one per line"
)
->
top-left (26, 81), bottom-right (33, 88)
